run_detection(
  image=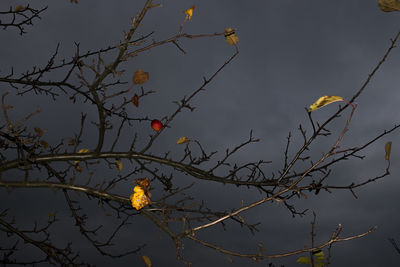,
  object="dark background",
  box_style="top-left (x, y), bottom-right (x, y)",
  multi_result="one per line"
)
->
top-left (1, 0), bottom-right (400, 266)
